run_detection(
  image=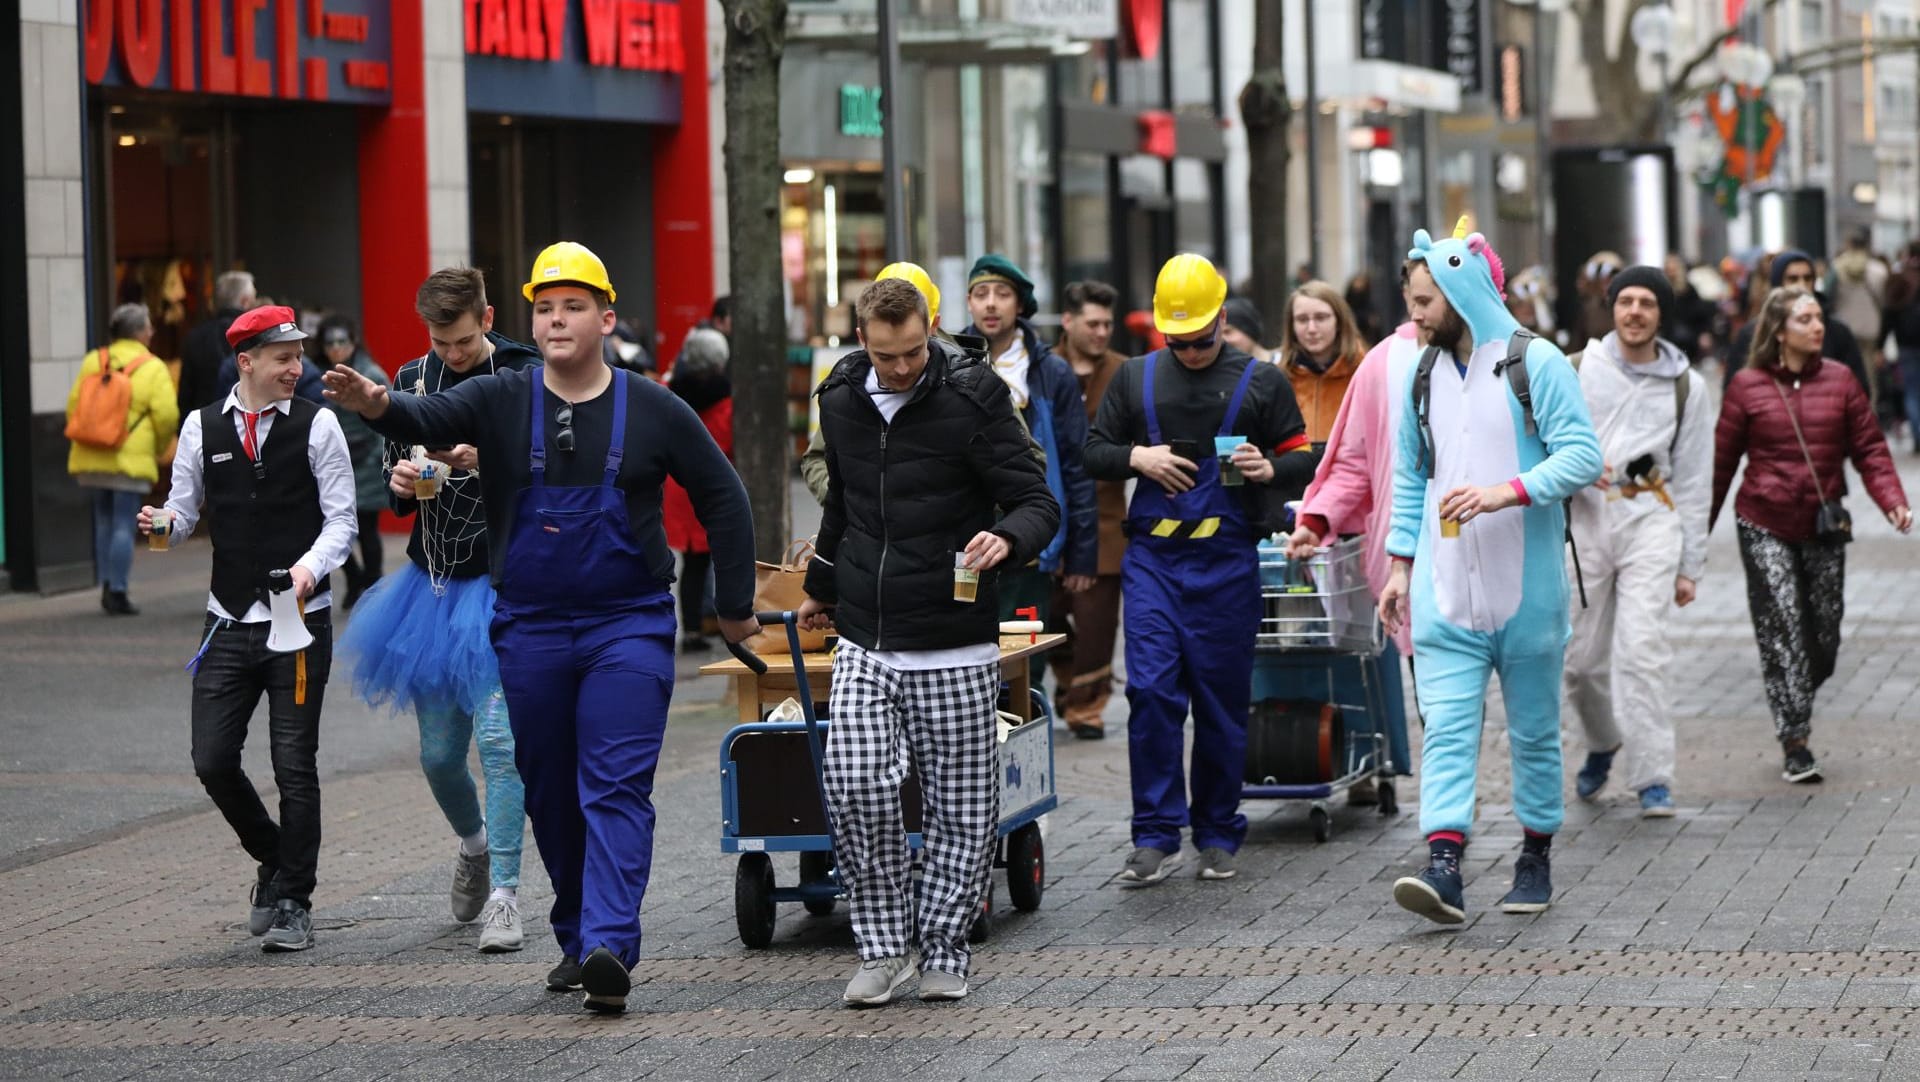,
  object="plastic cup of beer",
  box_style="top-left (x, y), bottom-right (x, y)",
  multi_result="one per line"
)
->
top-left (414, 461), bottom-right (441, 501)
top-left (1216, 436), bottom-right (1246, 486)
top-left (148, 509), bottom-right (172, 551)
top-left (953, 553), bottom-right (980, 603)
top-left (1440, 516), bottom-right (1461, 539)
